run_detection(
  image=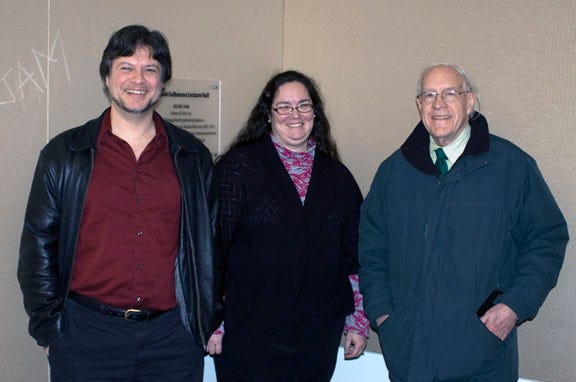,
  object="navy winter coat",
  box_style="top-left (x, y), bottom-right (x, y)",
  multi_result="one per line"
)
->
top-left (359, 113), bottom-right (568, 381)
